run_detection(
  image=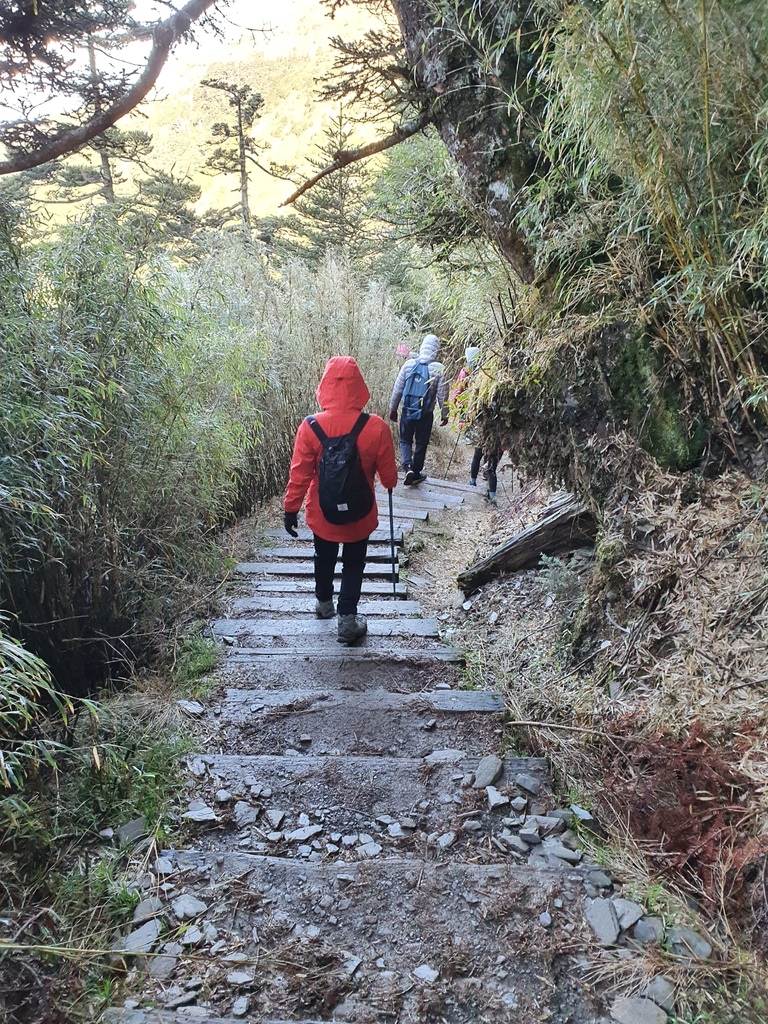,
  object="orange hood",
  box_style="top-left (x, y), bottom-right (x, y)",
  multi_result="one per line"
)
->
top-left (315, 356), bottom-right (371, 412)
